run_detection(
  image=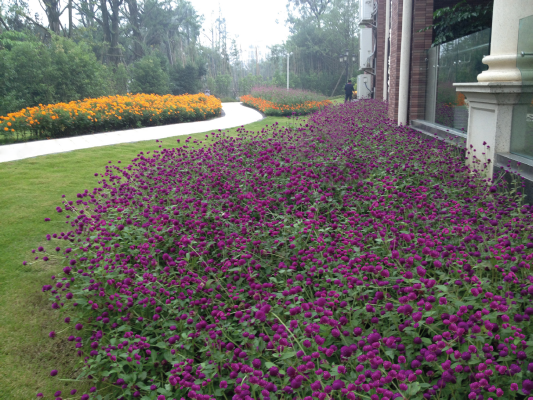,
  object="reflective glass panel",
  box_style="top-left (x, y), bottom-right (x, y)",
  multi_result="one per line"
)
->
top-left (510, 15), bottom-right (533, 160)
top-left (435, 29), bottom-right (491, 132)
